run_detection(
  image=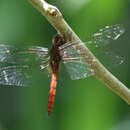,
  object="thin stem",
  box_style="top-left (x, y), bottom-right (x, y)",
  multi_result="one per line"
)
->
top-left (28, 0), bottom-right (130, 104)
